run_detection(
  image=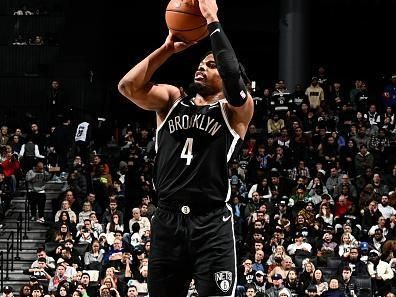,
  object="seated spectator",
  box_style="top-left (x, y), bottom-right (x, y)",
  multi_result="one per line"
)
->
top-left (265, 273), bottom-right (291, 297)
top-left (127, 265), bottom-right (148, 294)
top-left (337, 246), bottom-right (368, 277)
top-left (48, 264), bottom-right (70, 293)
top-left (102, 198), bottom-right (124, 230)
top-left (13, 5), bottom-right (34, 15)
top-left (339, 266), bottom-right (358, 297)
top-left (84, 239), bottom-right (104, 270)
top-left (337, 232), bottom-right (358, 259)
top-left (103, 238), bottom-right (125, 266)
top-left (88, 212), bottom-right (103, 235)
top-left (80, 272), bottom-right (98, 297)
top-left (55, 211), bottom-right (77, 236)
top-left (283, 269), bottom-right (302, 296)
top-left (316, 202), bottom-right (334, 225)
top-left (311, 269), bottom-right (328, 295)
top-left (287, 233), bottom-right (312, 257)
top-left (368, 228), bottom-right (387, 253)
top-left (106, 213), bottom-right (124, 244)
top-left (75, 226), bottom-right (96, 244)
top-left (79, 202), bottom-right (94, 224)
top-left (55, 200), bottom-right (77, 224)
top-left (25, 256), bottom-right (52, 291)
top-left (54, 224), bottom-right (74, 243)
top-left (367, 249), bottom-right (394, 296)
top-left (29, 35), bottom-right (44, 45)
top-left (322, 278), bottom-right (344, 297)
top-left (368, 217), bottom-right (388, 237)
top-left (128, 208), bottom-right (150, 237)
top-left (378, 194), bottom-right (396, 220)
